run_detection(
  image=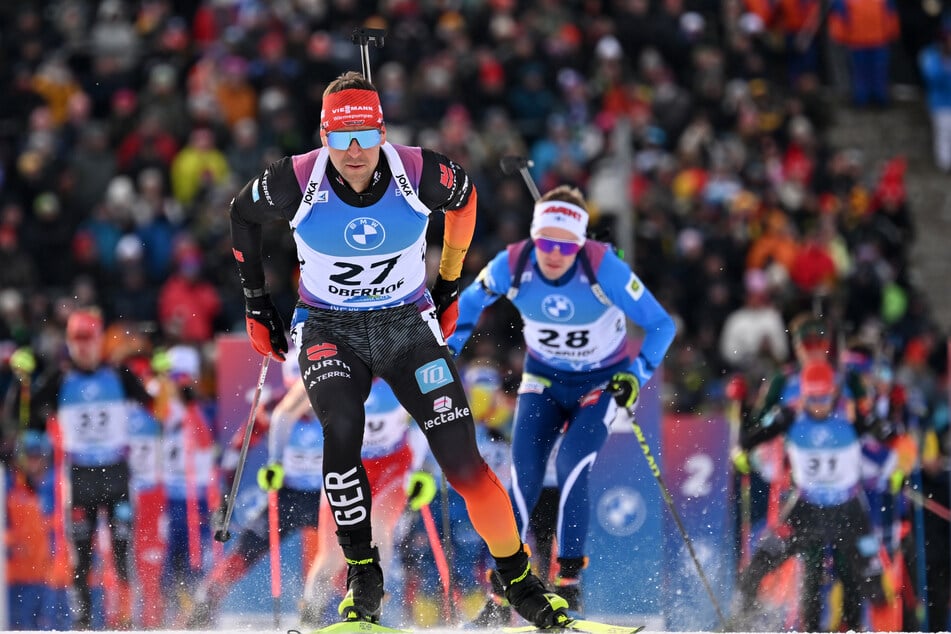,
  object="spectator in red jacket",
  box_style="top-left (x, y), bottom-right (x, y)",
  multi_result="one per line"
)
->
top-left (157, 241), bottom-right (222, 344)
